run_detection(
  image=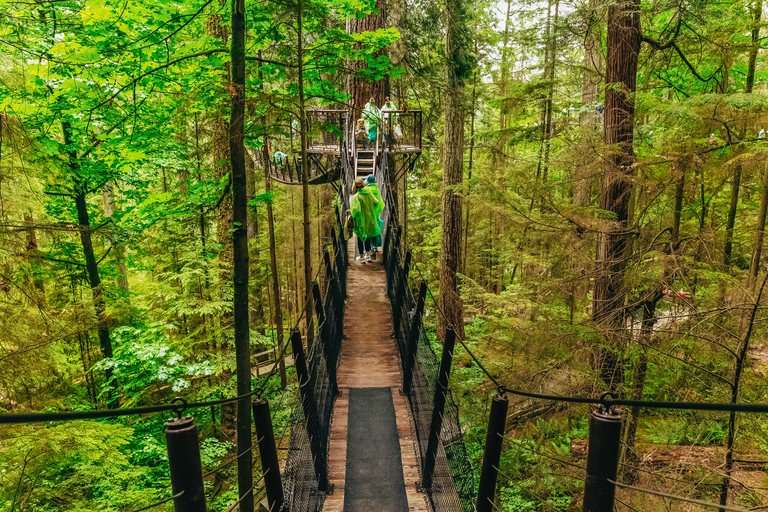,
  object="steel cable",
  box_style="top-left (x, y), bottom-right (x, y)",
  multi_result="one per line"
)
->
top-left (406, 258), bottom-right (768, 415)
